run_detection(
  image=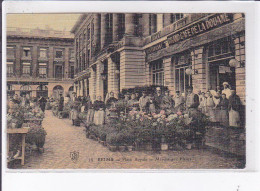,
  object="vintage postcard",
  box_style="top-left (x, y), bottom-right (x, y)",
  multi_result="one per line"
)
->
top-left (4, 11), bottom-right (247, 170)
